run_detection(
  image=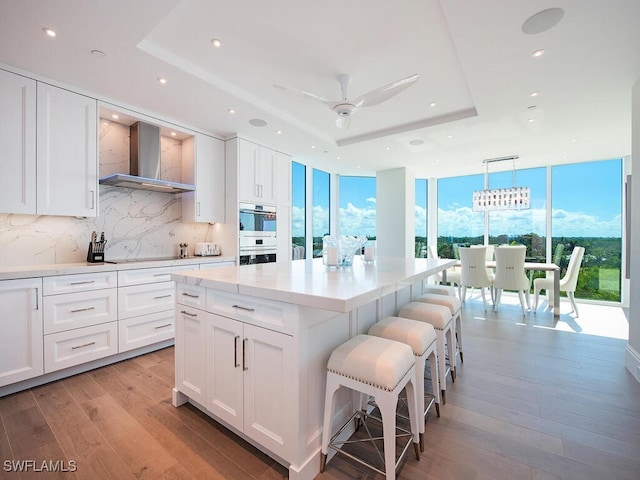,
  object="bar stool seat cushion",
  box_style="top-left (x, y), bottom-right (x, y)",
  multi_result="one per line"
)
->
top-left (327, 334), bottom-right (414, 392)
top-left (416, 294), bottom-right (461, 316)
top-left (368, 317), bottom-right (436, 357)
top-left (422, 285), bottom-right (457, 297)
top-left (398, 303), bottom-right (451, 330)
